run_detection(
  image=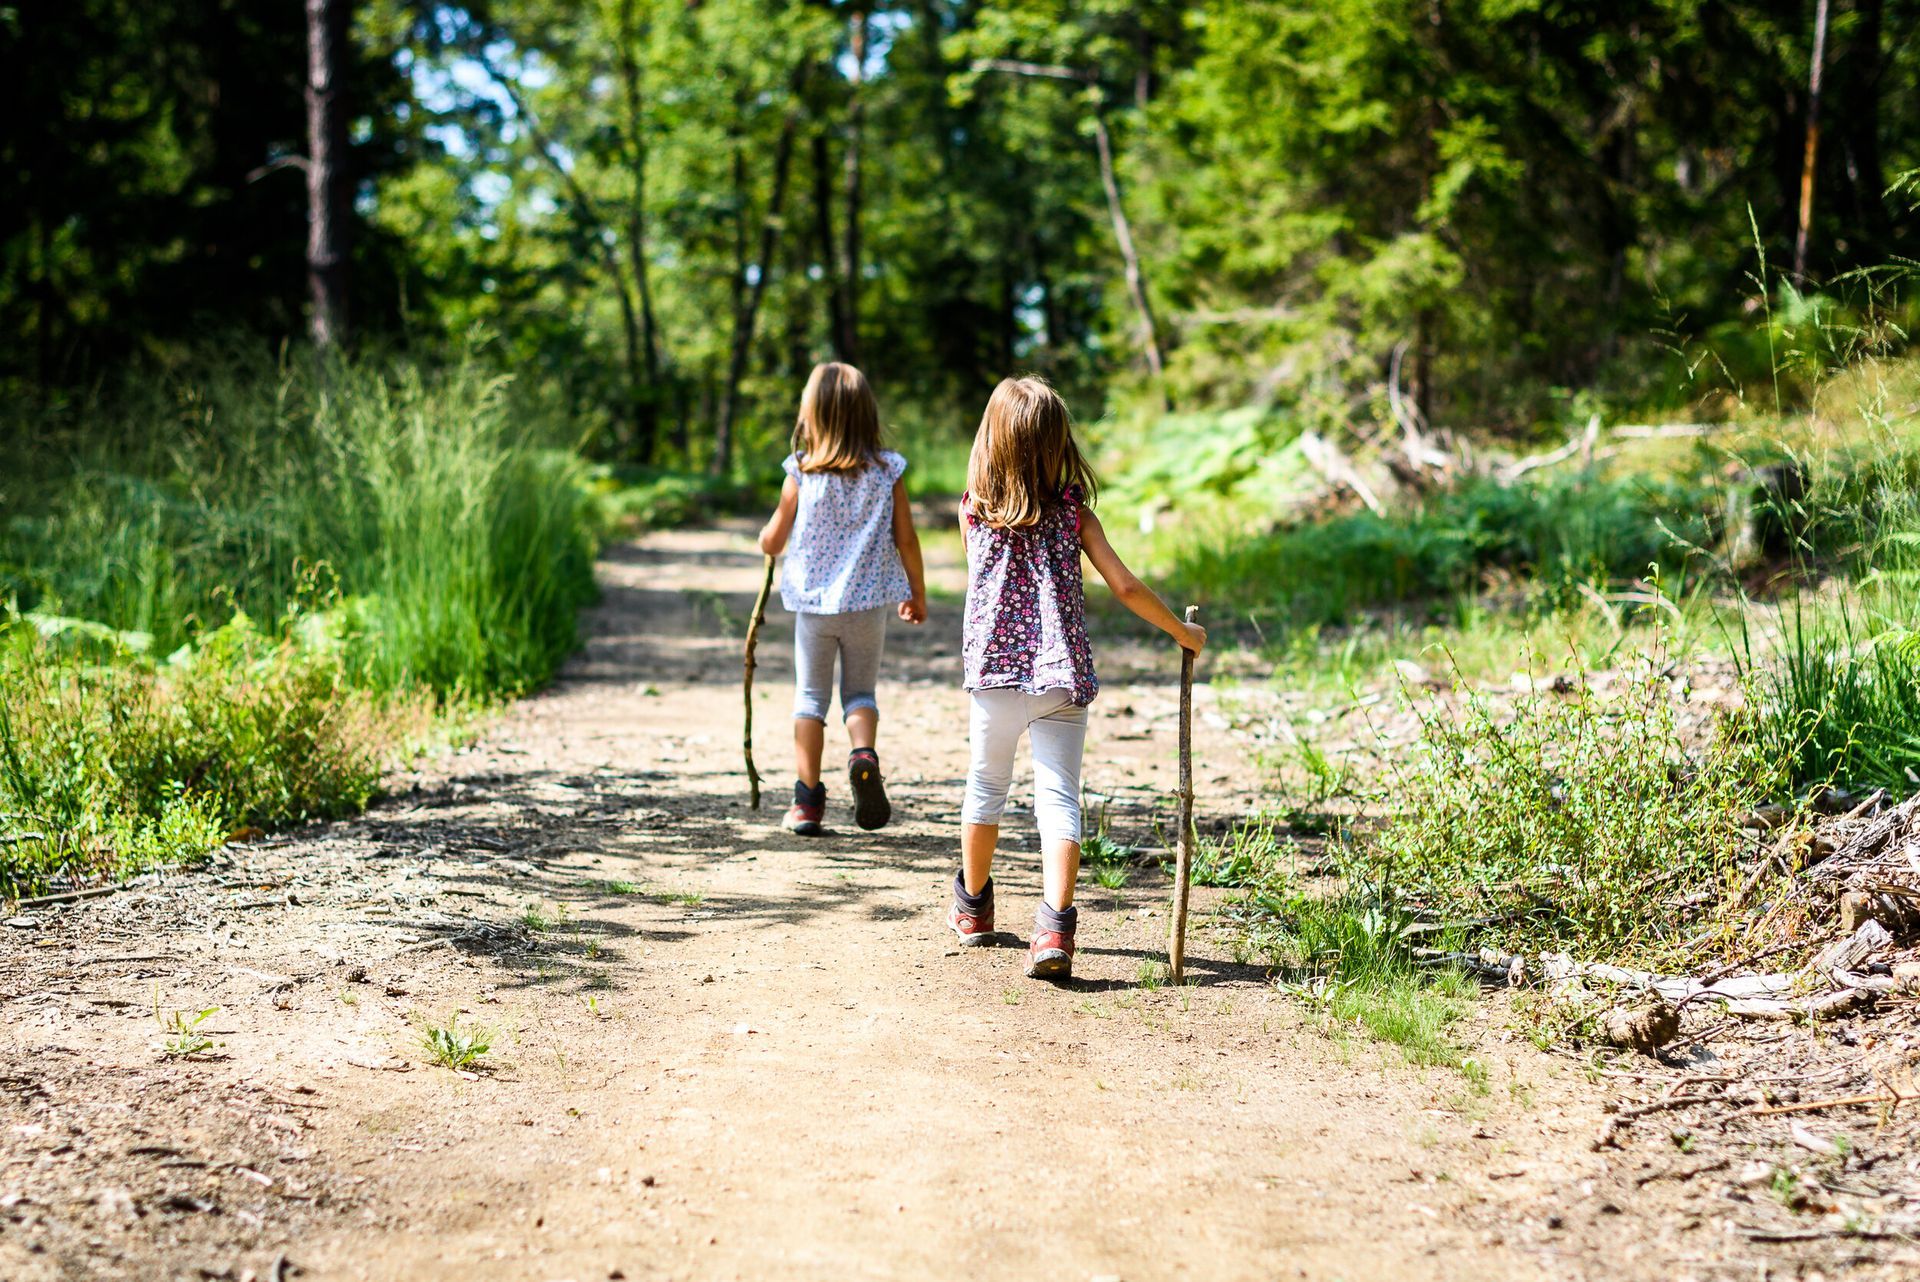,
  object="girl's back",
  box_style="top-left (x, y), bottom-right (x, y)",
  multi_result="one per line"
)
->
top-left (961, 485), bottom-right (1097, 706)
top-left (780, 450), bottom-right (909, 614)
